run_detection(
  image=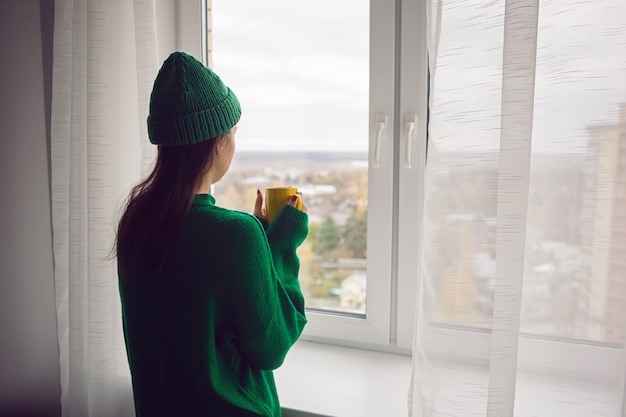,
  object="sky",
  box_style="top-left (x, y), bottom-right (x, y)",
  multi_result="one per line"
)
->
top-left (211, 0), bottom-right (369, 152)
top-left (429, 0), bottom-right (626, 154)
top-left (210, 0), bottom-right (626, 154)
